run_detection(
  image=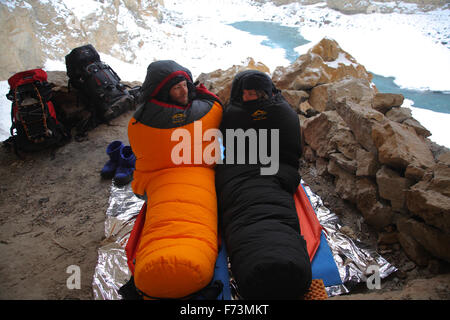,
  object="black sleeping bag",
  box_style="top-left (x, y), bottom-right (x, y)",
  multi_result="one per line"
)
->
top-left (215, 70), bottom-right (312, 299)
